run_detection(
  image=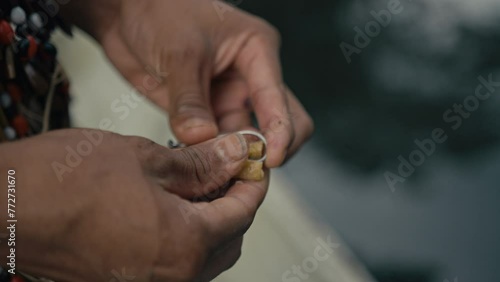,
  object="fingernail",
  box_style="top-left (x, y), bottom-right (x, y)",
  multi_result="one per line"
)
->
top-left (182, 118), bottom-right (214, 130)
top-left (215, 133), bottom-right (248, 162)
